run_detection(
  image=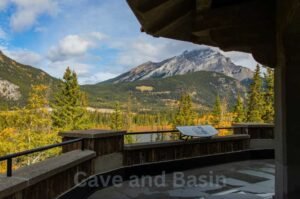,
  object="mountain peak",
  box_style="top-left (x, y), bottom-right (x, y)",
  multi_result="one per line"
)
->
top-left (110, 48), bottom-right (254, 84)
